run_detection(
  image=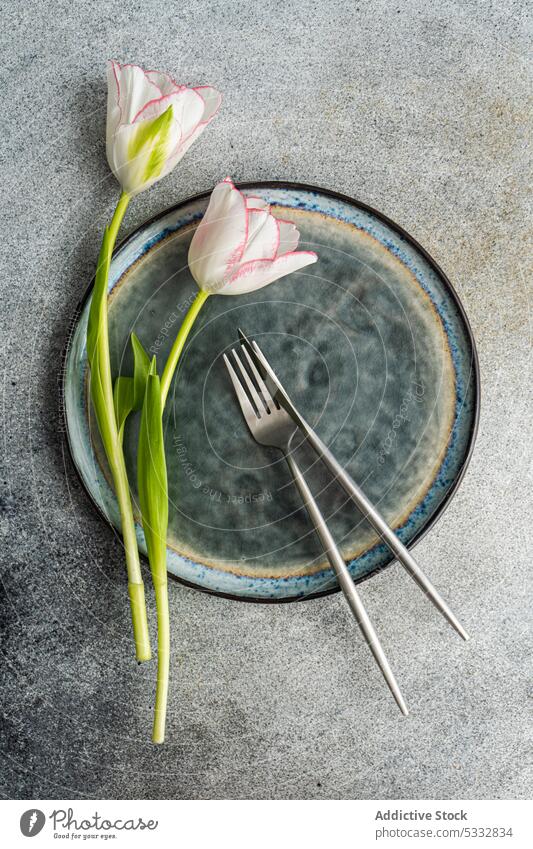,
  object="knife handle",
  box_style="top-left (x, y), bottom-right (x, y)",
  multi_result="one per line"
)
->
top-left (301, 421), bottom-right (469, 641)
